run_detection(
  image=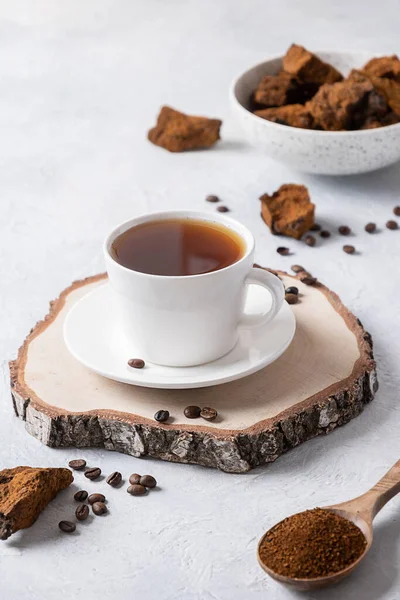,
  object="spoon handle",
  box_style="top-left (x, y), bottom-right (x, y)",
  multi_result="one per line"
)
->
top-left (367, 458), bottom-right (400, 519)
top-left (332, 459), bottom-right (400, 524)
